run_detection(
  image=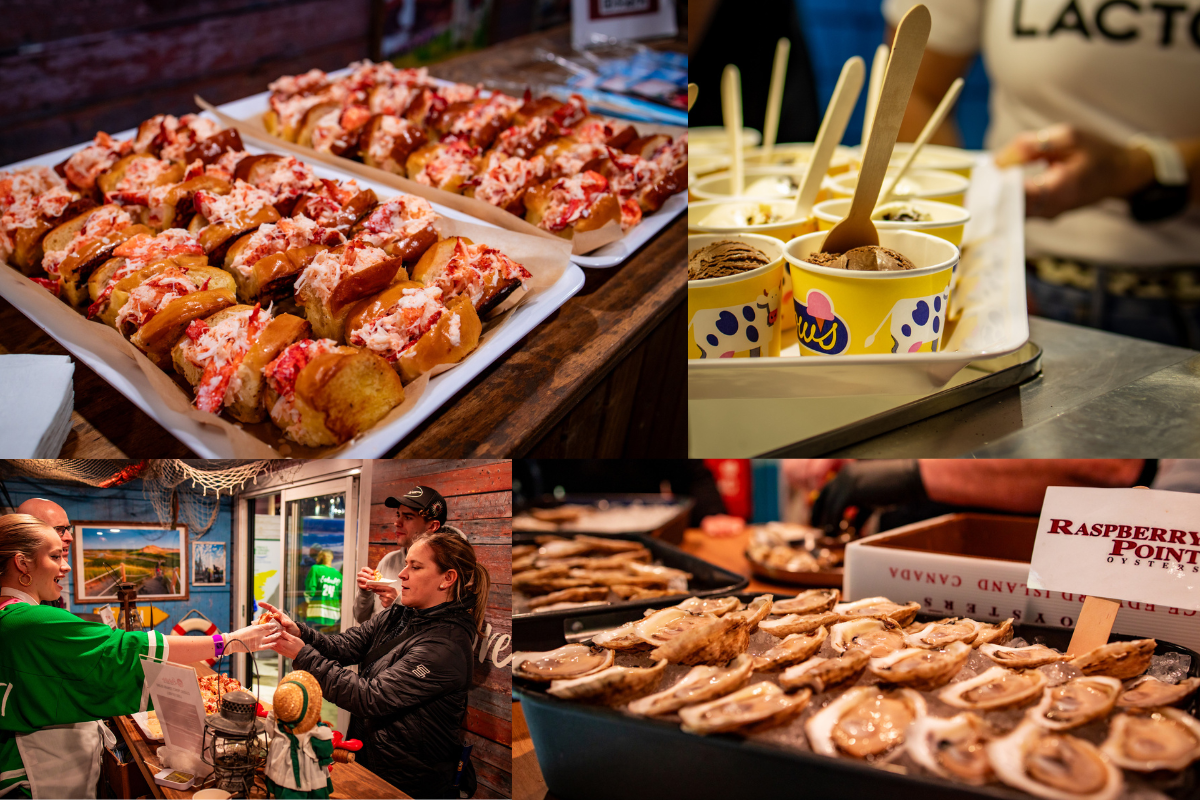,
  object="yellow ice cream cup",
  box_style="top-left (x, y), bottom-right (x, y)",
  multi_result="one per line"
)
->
top-left (688, 199), bottom-right (818, 333)
top-left (783, 230), bottom-right (958, 356)
top-left (688, 234), bottom-right (785, 360)
top-left (812, 198), bottom-right (970, 247)
top-left (689, 126), bottom-right (762, 155)
top-left (888, 143), bottom-right (976, 179)
top-left (829, 168), bottom-right (969, 207)
top-left (743, 143), bottom-right (856, 176)
top-left (689, 166), bottom-right (833, 205)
